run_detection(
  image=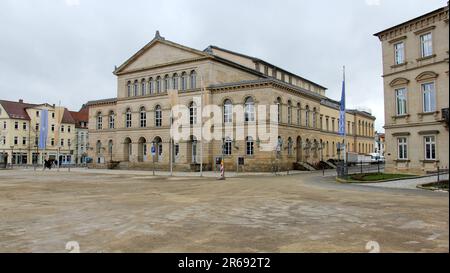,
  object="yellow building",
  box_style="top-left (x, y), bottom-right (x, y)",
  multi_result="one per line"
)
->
top-left (87, 32), bottom-right (375, 172)
top-left (0, 99), bottom-right (78, 165)
top-left (374, 4), bottom-right (449, 174)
